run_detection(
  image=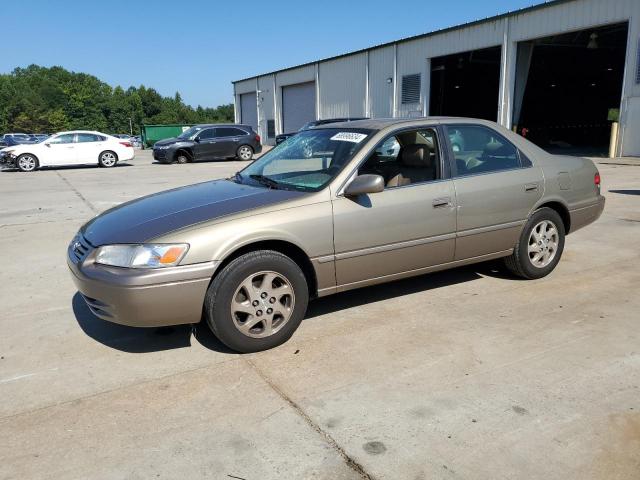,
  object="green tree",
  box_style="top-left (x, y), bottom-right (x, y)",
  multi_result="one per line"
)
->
top-left (0, 64), bottom-right (235, 134)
